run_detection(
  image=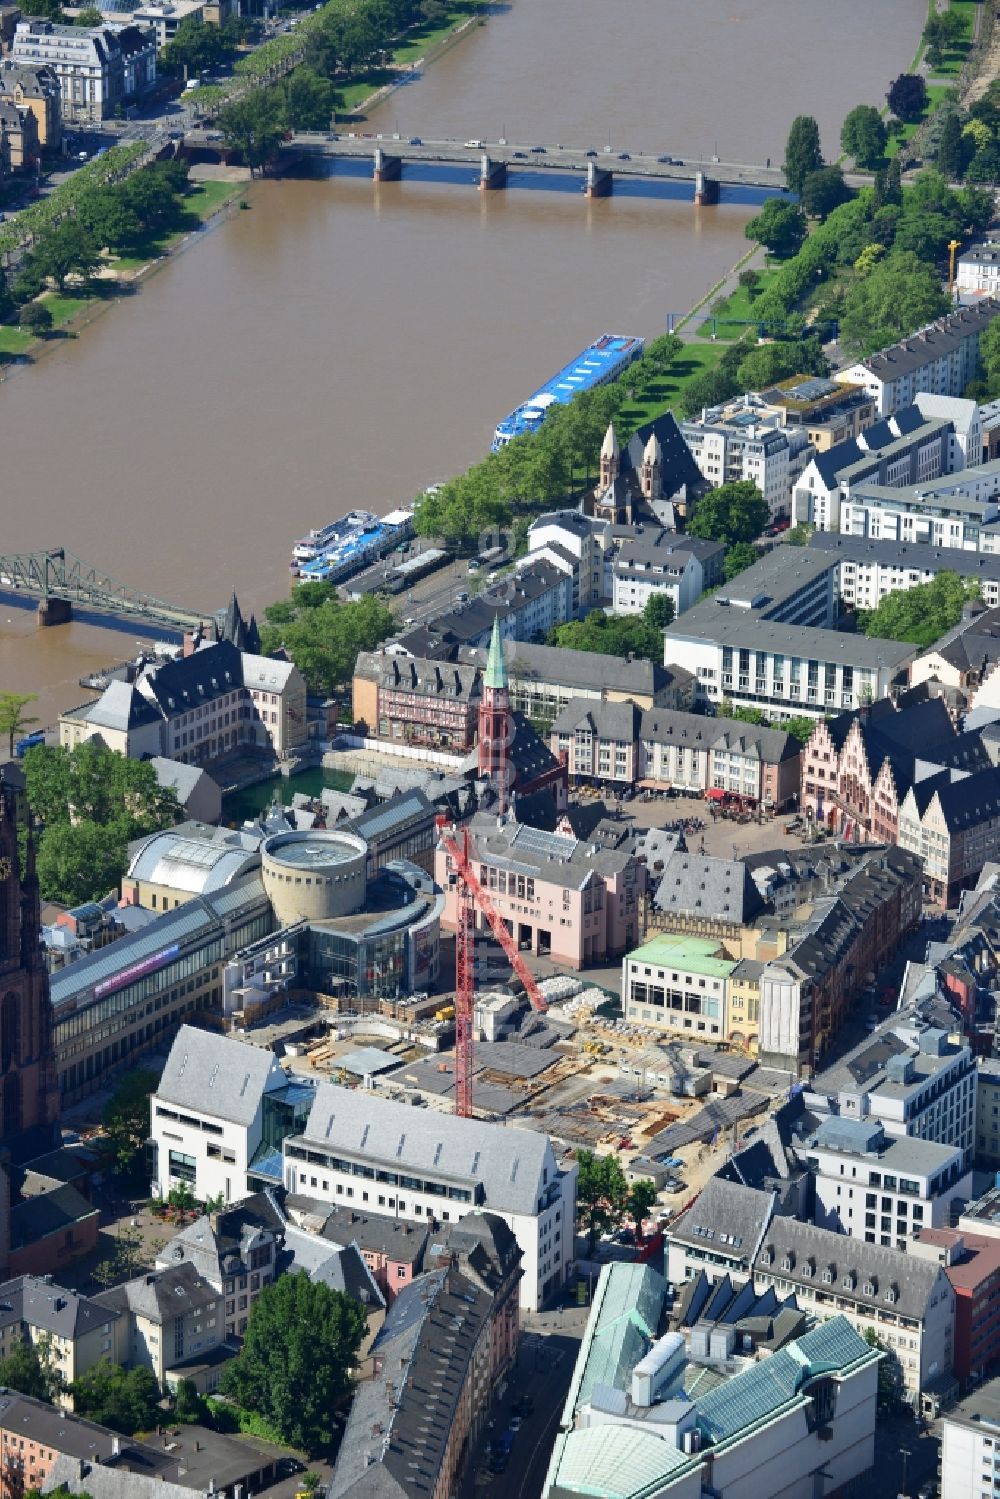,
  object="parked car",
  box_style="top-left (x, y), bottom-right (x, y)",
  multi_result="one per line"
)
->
top-left (468, 560), bottom-right (481, 573)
